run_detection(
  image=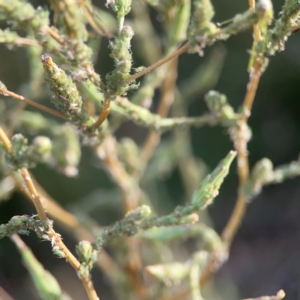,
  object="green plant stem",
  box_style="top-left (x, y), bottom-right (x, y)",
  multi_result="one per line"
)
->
top-left (113, 97), bottom-right (218, 130)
